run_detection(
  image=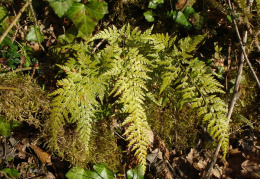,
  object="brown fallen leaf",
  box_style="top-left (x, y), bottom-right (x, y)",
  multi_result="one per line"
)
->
top-left (241, 160), bottom-right (260, 178)
top-left (15, 143), bottom-right (30, 159)
top-left (175, 0), bottom-right (188, 10)
top-left (229, 148), bottom-right (242, 155)
top-left (30, 145), bottom-right (51, 164)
